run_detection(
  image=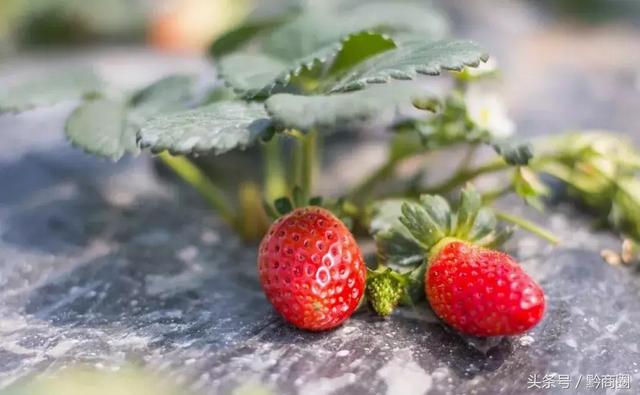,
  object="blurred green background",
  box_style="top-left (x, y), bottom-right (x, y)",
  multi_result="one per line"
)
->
top-left (0, 0), bottom-right (256, 55)
top-left (1, 0), bottom-right (638, 57)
